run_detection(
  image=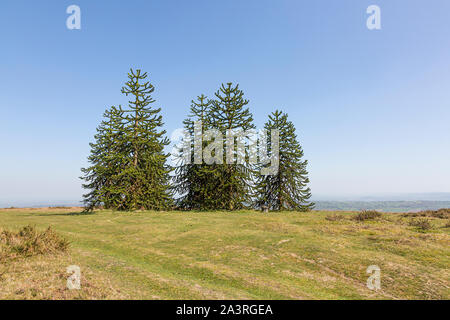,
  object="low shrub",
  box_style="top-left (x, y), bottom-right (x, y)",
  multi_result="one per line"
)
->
top-left (0, 225), bottom-right (69, 260)
top-left (353, 210), bottom-right (382, 221)
top-left (430, 209), bottom-right (450, 219)
top-left (402, 208), bottom-right (450, 219)
top-left (409, 218), bottom-right (432, 231)
top-left (325, 214), bottom-right (345, 221)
